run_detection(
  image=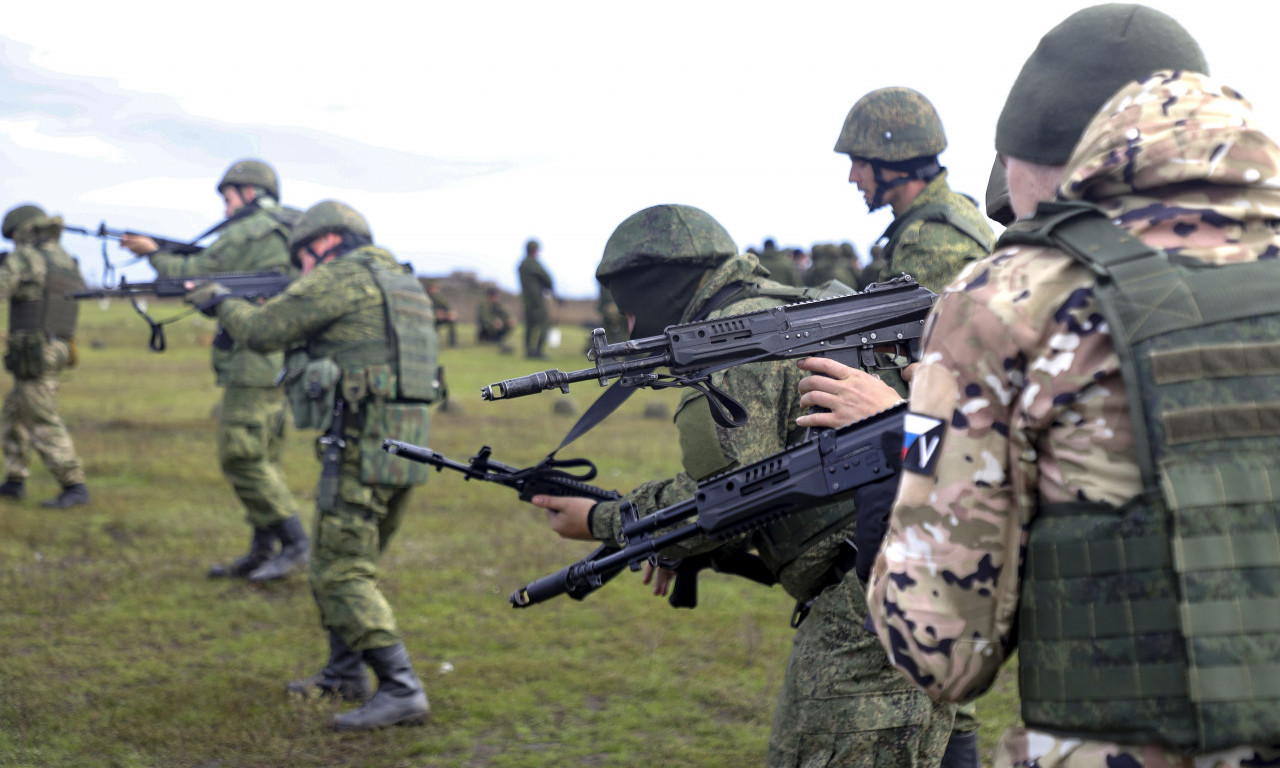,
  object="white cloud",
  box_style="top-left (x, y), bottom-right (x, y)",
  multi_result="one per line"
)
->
top-left (0, 119), bottom-right (126, 163)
